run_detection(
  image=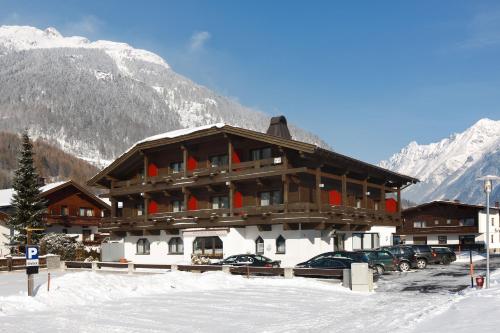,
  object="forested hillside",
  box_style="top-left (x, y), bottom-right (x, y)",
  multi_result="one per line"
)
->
top-left (0, 132), bottom-right (99, 188)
